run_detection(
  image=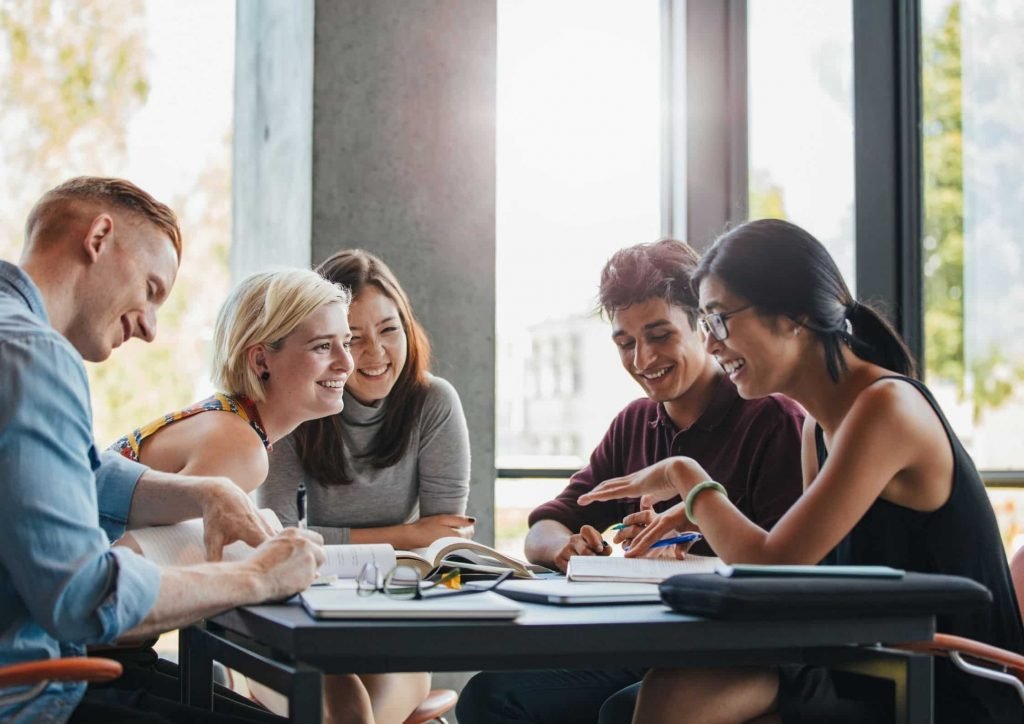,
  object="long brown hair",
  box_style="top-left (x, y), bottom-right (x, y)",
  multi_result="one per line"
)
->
top-left (293, 249), bottom-right (432, 485)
